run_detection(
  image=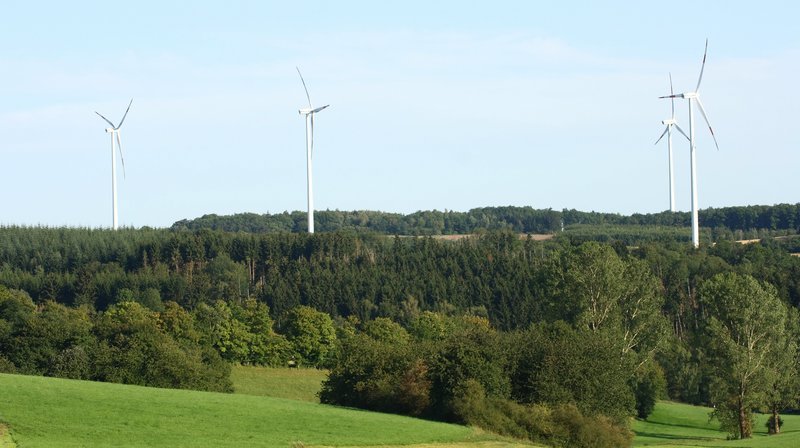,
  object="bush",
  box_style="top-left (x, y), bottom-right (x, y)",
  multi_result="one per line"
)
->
top-left (632, 360), bottom-right (667, 419)
top-left (550, 404), bottom-right (632, 448)
top-left (320, 333), bottom-right (418, 414)
top-left (451, 380), bottom-right (631, 448)
top-left (92, 301), bottom-right (232, 392)
top-left (511, 322), bottom-right (635, 423)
